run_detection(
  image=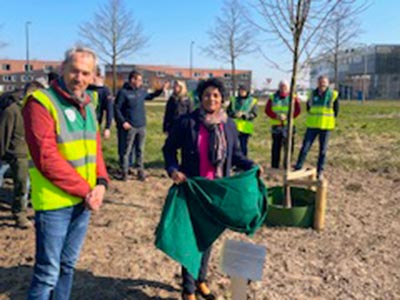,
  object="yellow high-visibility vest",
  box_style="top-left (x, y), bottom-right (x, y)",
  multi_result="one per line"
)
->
top-left (24, 87), bottom-right (98, 211)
